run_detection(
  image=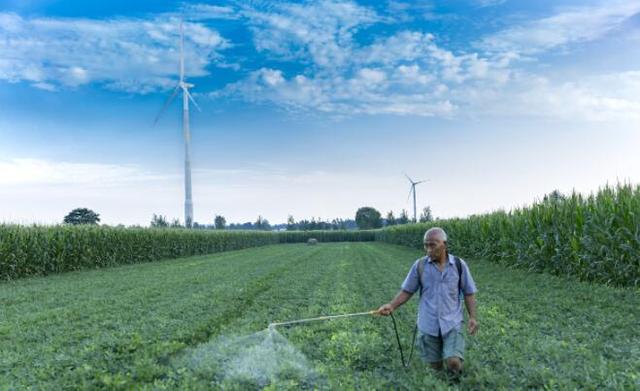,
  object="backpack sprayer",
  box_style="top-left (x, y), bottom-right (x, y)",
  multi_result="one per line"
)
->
top-left (268, 309), bottom-right (417, 368)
